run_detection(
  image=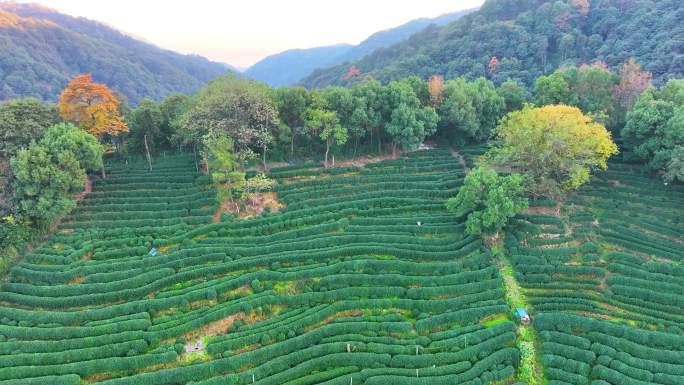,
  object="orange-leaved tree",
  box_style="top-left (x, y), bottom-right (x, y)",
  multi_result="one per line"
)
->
top-left (59, 74), bottom-right (128, 137)
top-left (59, 74), bottom-right (128, 177)
top-left (428, 75), bottom-right (444, 107)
